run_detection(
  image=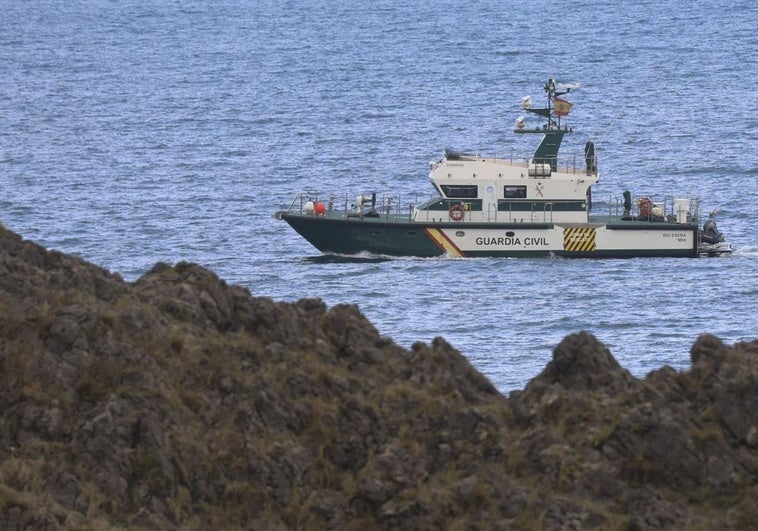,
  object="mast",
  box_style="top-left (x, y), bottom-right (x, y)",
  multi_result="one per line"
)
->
top-left (514, 78), bottom-right (575, 171)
